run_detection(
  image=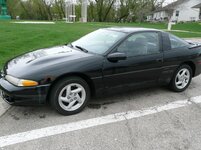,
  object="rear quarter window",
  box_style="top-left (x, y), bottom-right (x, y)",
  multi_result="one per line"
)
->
top-left (169, 34), bottom-right (189, 49)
